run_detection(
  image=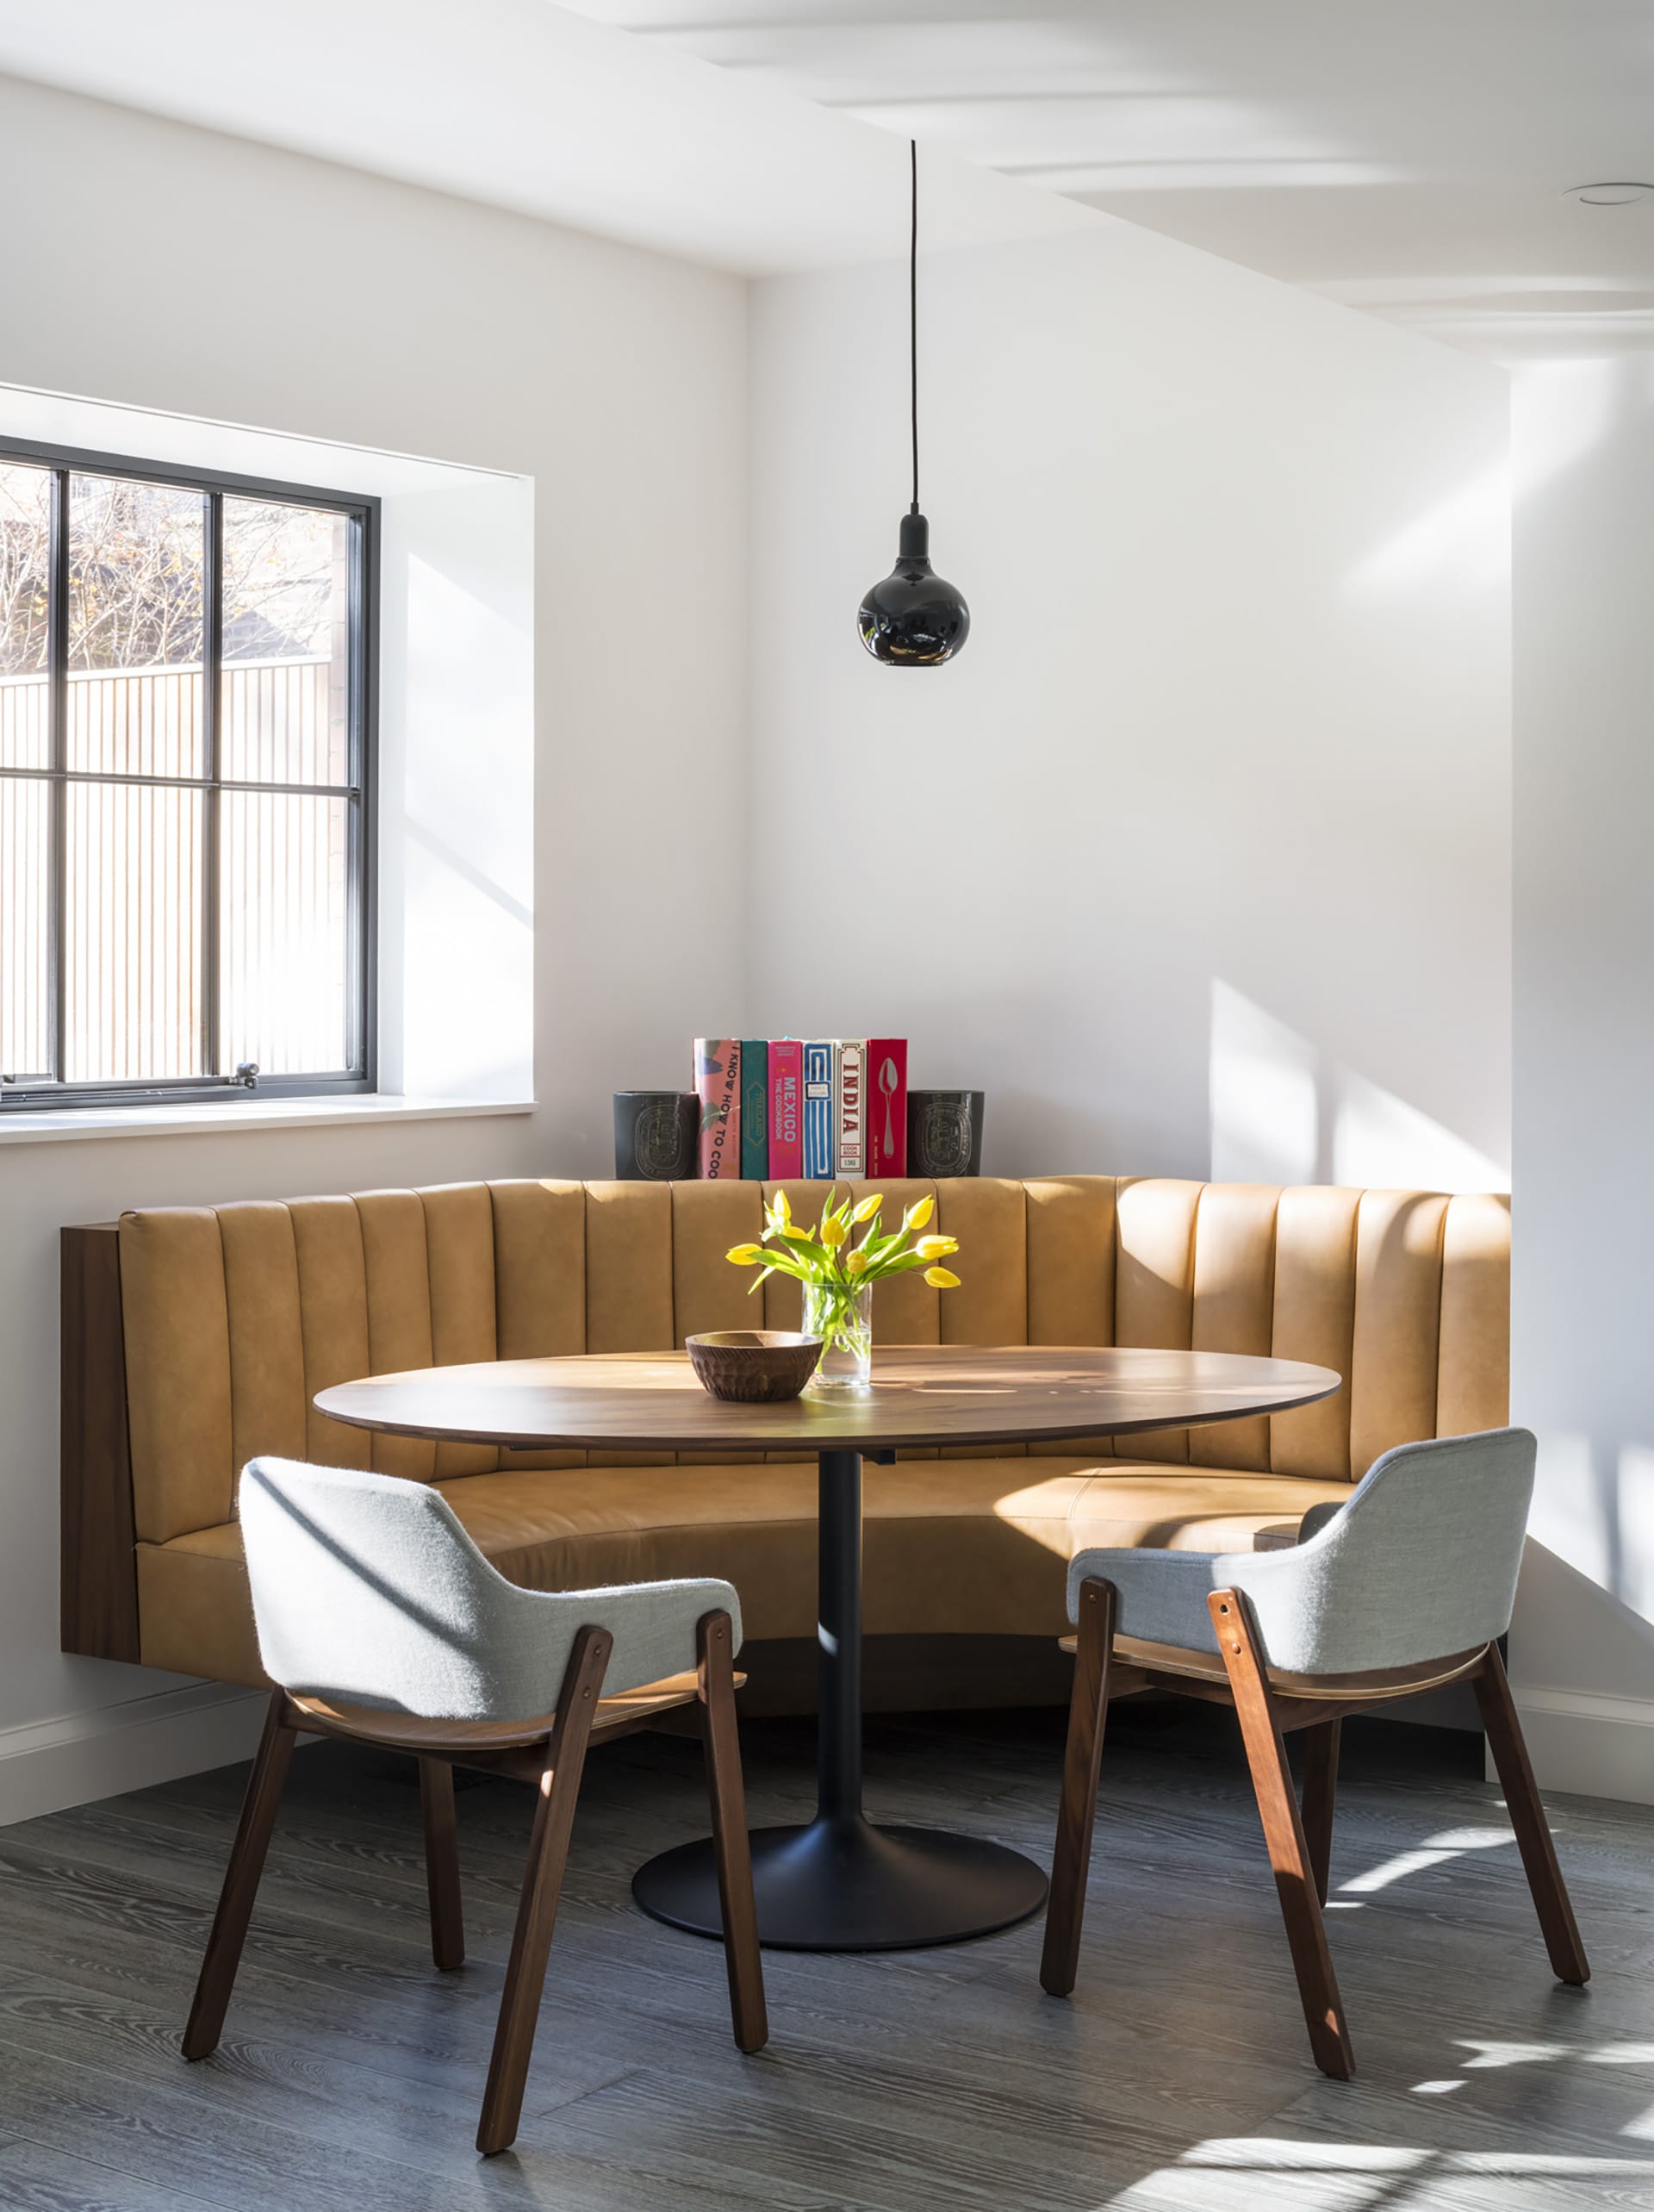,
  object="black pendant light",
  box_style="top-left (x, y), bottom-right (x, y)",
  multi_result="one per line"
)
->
top-left (857, 140), bottom-right (970, 666)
